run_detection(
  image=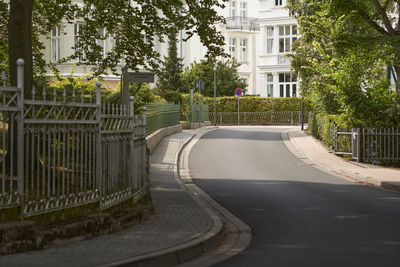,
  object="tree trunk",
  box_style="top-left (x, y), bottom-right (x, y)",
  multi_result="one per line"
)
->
top-left (393, 63), bottom-right (400, 106)
top-left (7, 0), bottom-right (34, 175)
top-left (8, 0), bottom-right (34, 98)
